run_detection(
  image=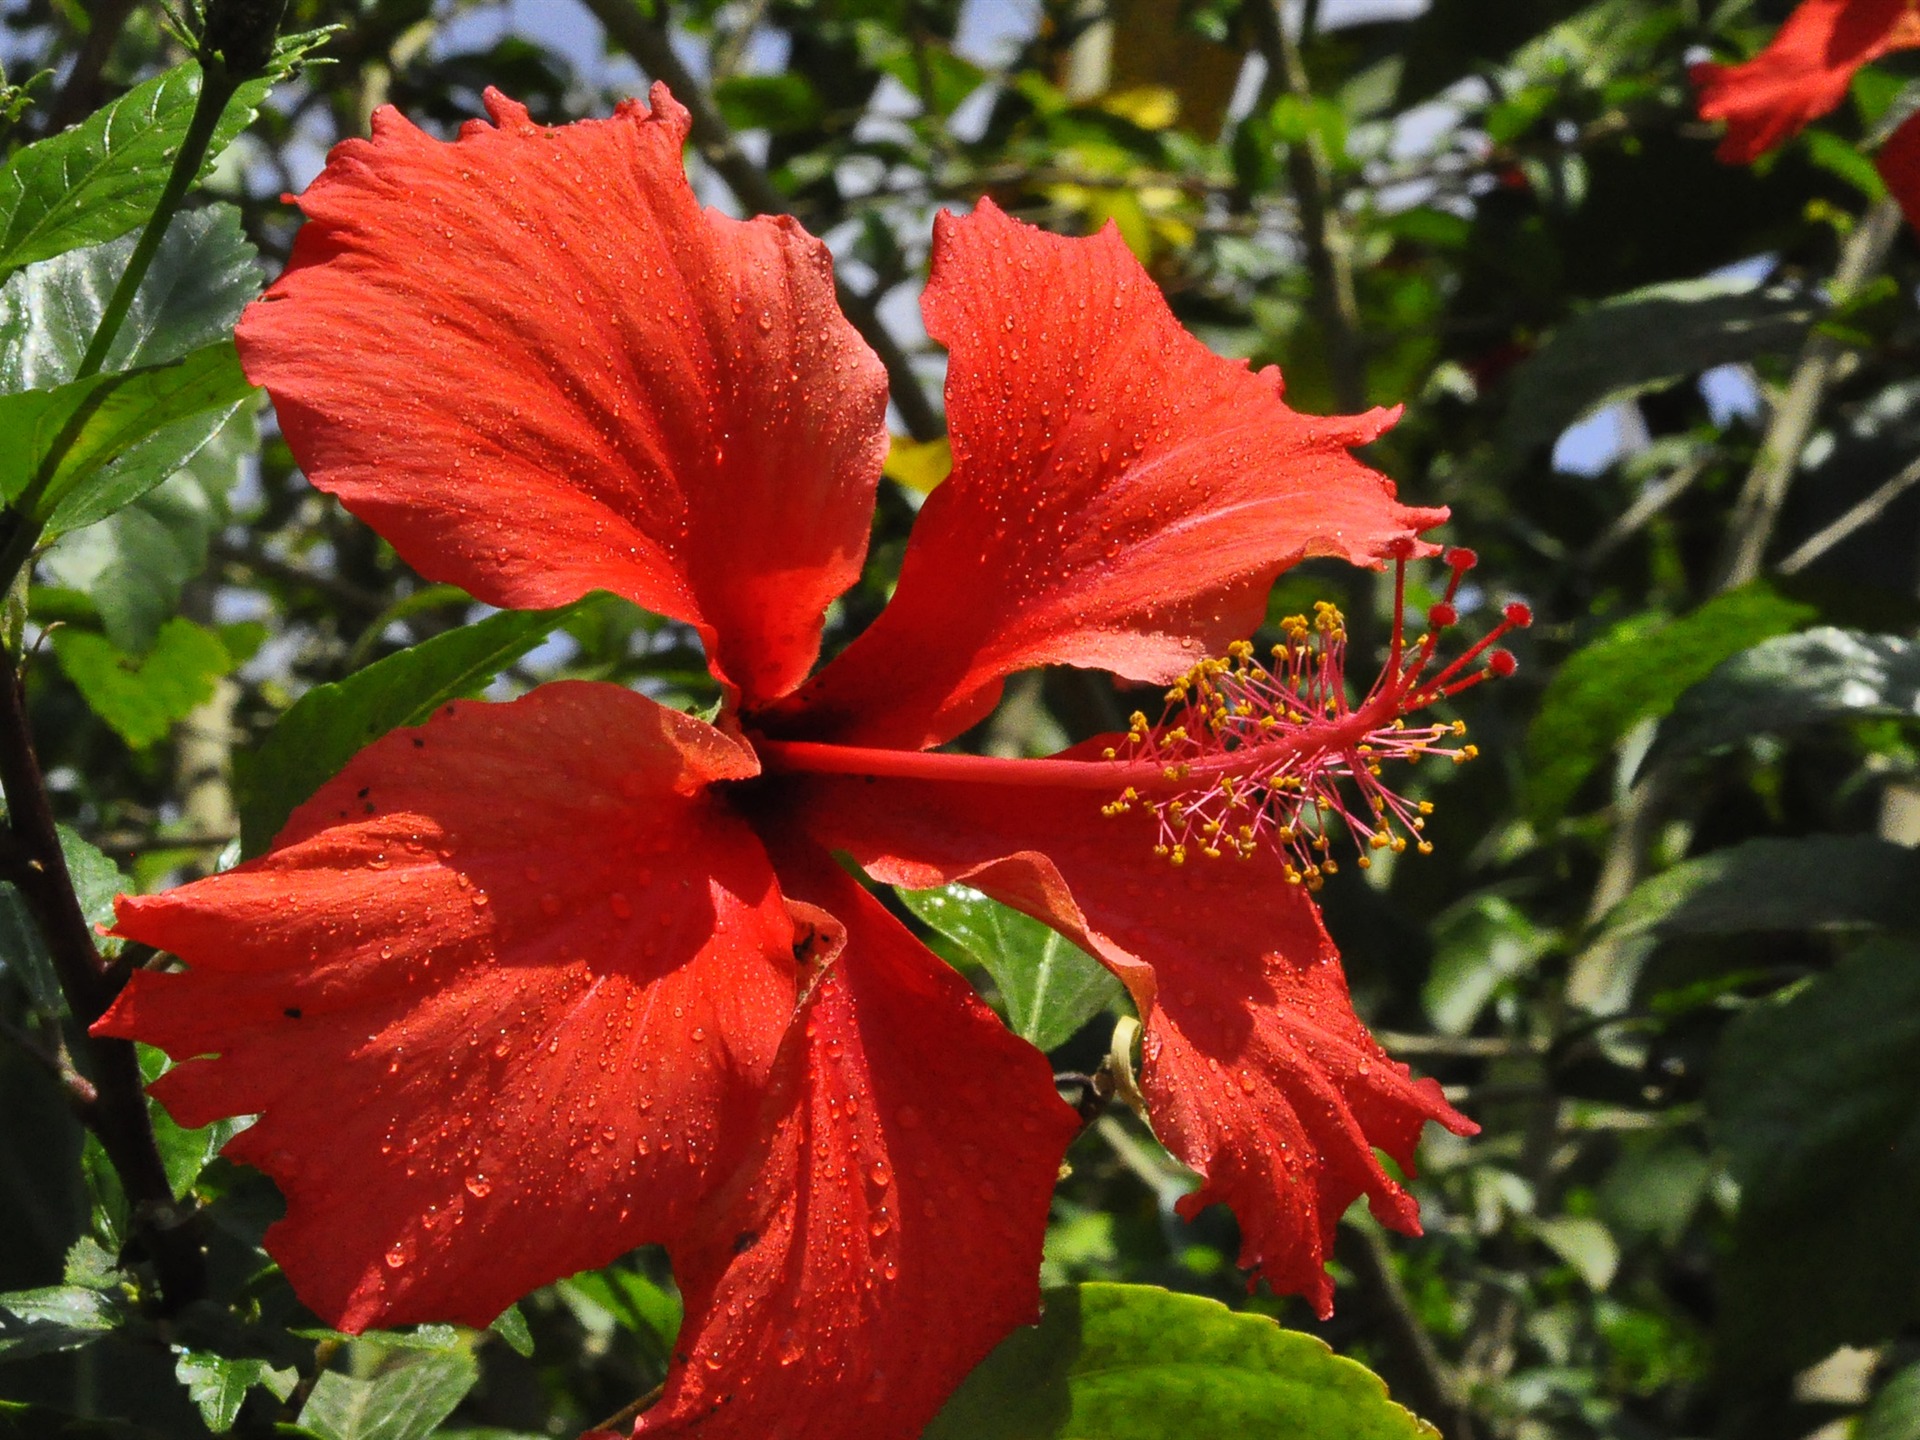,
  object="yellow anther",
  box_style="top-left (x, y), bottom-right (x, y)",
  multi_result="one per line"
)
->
top-left (1391, 837), bottom-right (1408, 853)
top-left (1369, 832), bottom-right (1390, 849)
top-left (1417, 801), bottom-right (1435, 815)
top-left (1462, 743), bottom-right (1480, 759)
top-left (1169, 845), bottom-right (1187, 867)
top-left (1322, 859), bottom-right (1339, 874)
top-left (1356, 855), bottom-right (1372, 870)
top-left (1416, 841), bottom-right (1434, 854)
top-left (1102, 747), bottom-right (1117, 760)
top-left (1450, 720), bottom-right (1468, 737)
top-left (1202, 846), bottom-right (1222, 859)
top-left (1129, 711), bottom-right (1149, 731)
top-left (1153, 844), bottom-right (1170, 857)
top-left (1166, 727), bottom-right (1188, 743)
